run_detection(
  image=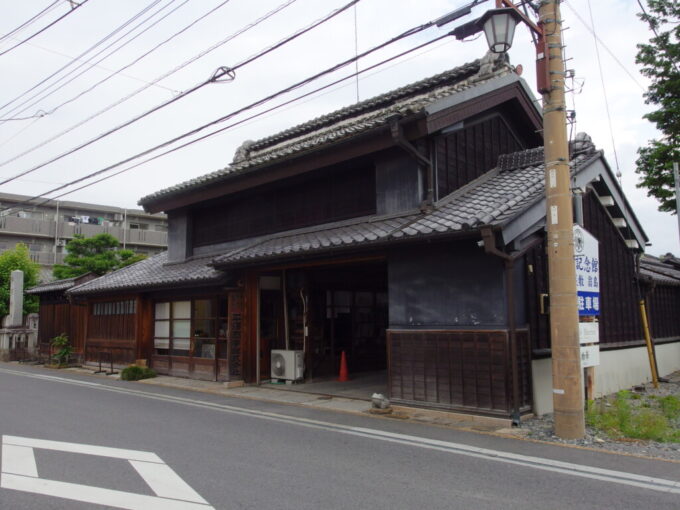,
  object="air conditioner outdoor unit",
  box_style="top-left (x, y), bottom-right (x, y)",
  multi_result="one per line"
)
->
top-left (270, 349), bottom-right (304, 381)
